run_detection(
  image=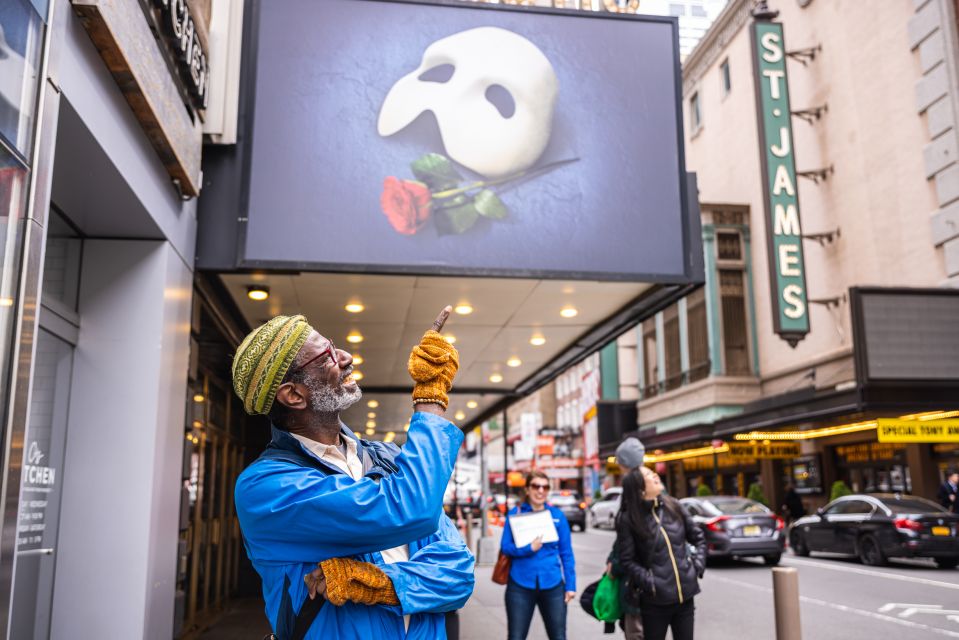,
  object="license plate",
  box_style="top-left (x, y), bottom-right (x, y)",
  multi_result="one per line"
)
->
top-left (932, 526), bottom-right (951, 536)
top-left (743, 525), bottom-right (761, 537)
